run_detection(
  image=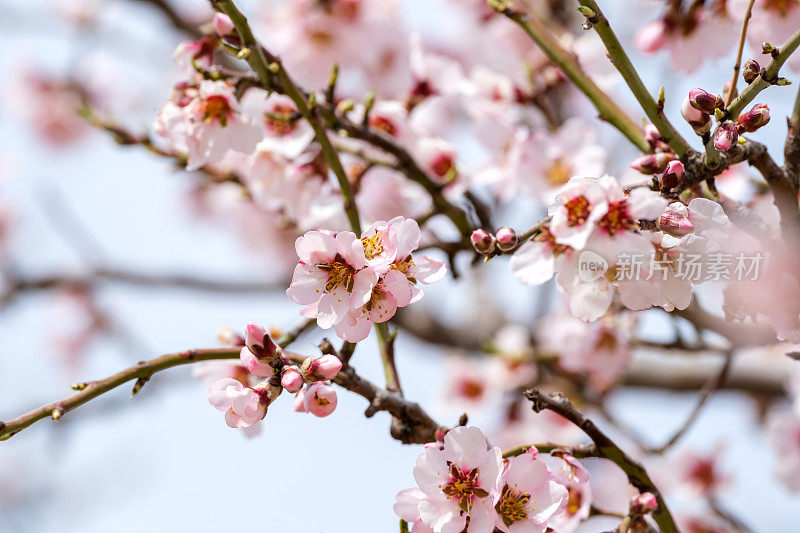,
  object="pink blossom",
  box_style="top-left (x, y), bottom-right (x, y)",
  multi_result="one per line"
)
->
top-left (541, 453), bottom-right (591, 533)
top-left (303, 382), bottom-right (338, 417)
top-left (766, 407), bottom-right (800, 492)
top-left (494, 454), bottom-right (569, 533)
top-left (207, 378), bottom-right (268, 429)
top-left (239, 346), bottom-right (272, 378)
top-left (397, 426), bottom-right (502, 532)
top-left (155, 79), bottom-right (262, 170)
top-left (285, 230), bottom-right (376, 329)
top-left (634, 20), bottom-right (667, 53)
